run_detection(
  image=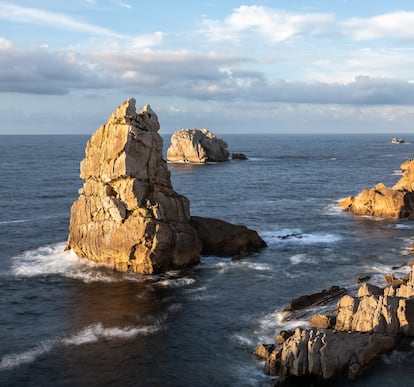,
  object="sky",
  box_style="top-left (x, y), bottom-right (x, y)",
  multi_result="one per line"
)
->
top-left (2, 0), bottom-right (414, 134)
